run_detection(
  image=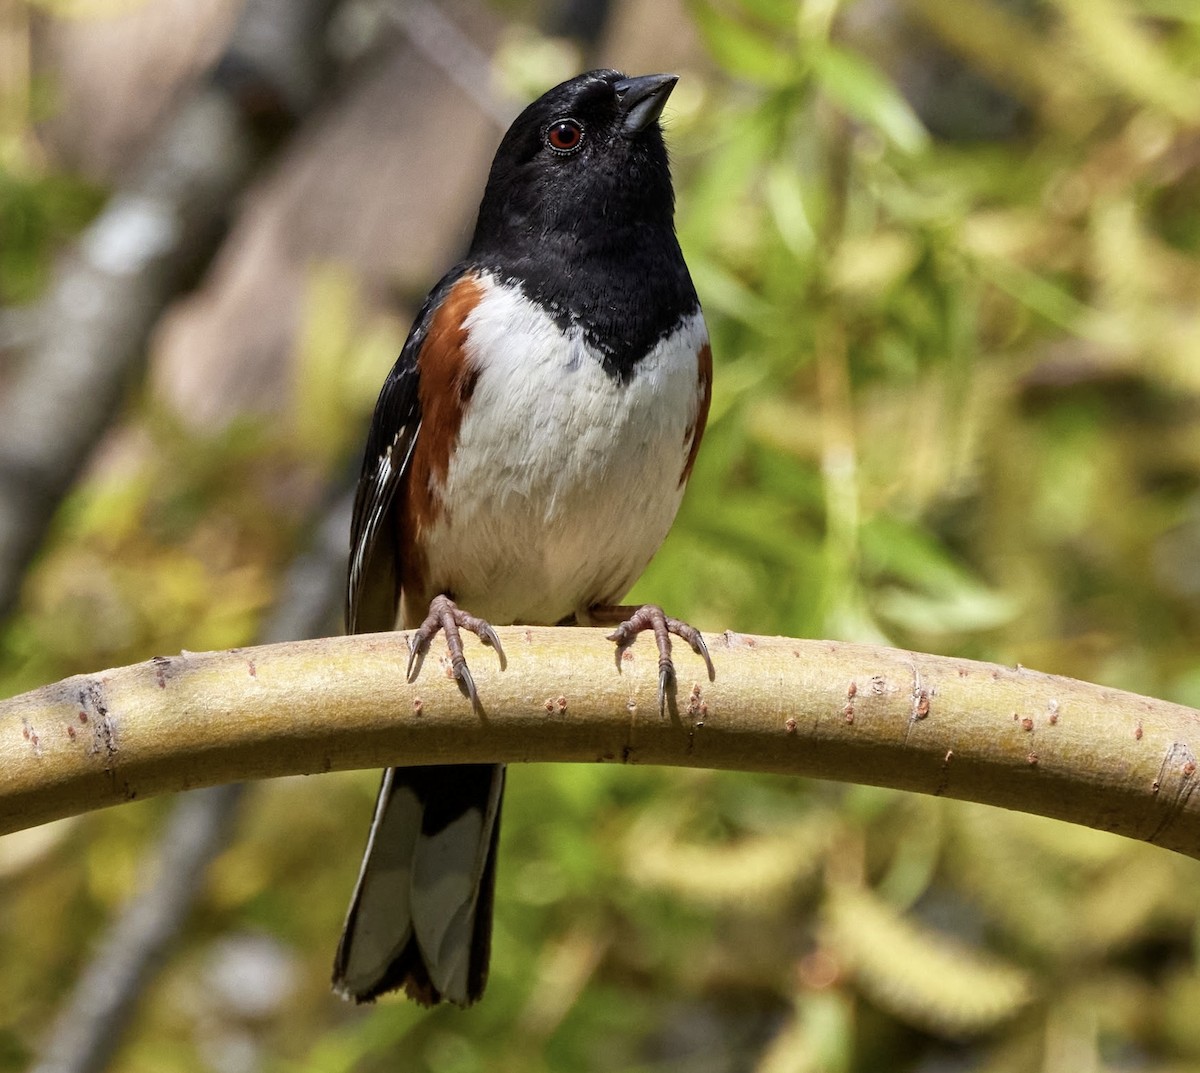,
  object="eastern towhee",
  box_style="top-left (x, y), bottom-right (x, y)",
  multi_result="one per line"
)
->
top-left (332, 69), bottom-right (714, 1007)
